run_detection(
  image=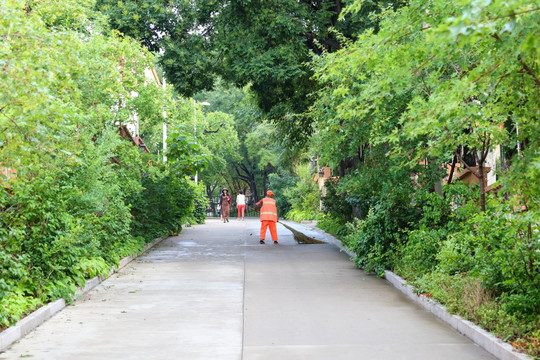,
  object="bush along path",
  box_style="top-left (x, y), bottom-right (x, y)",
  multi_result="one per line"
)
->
top-left (0, 1), bottom-right (207, 332)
